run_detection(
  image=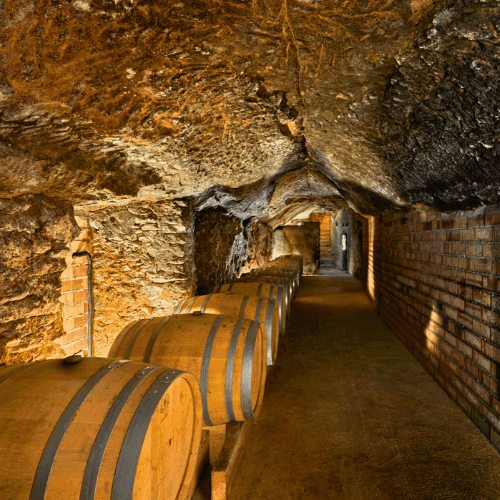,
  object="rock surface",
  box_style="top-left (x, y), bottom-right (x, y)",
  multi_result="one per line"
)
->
top-left (1, 0), bottom-right (499, 214)
top-left (272, 223), bottom-right (320, 274)
top-left (194, 208), bottom-right (244, 295)
top-left (0, 195), bottom-right (78, 364)
top-left (84, 197), bottom-right (195, 356)
top-left (2, 0), bottom-right (500, 364)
